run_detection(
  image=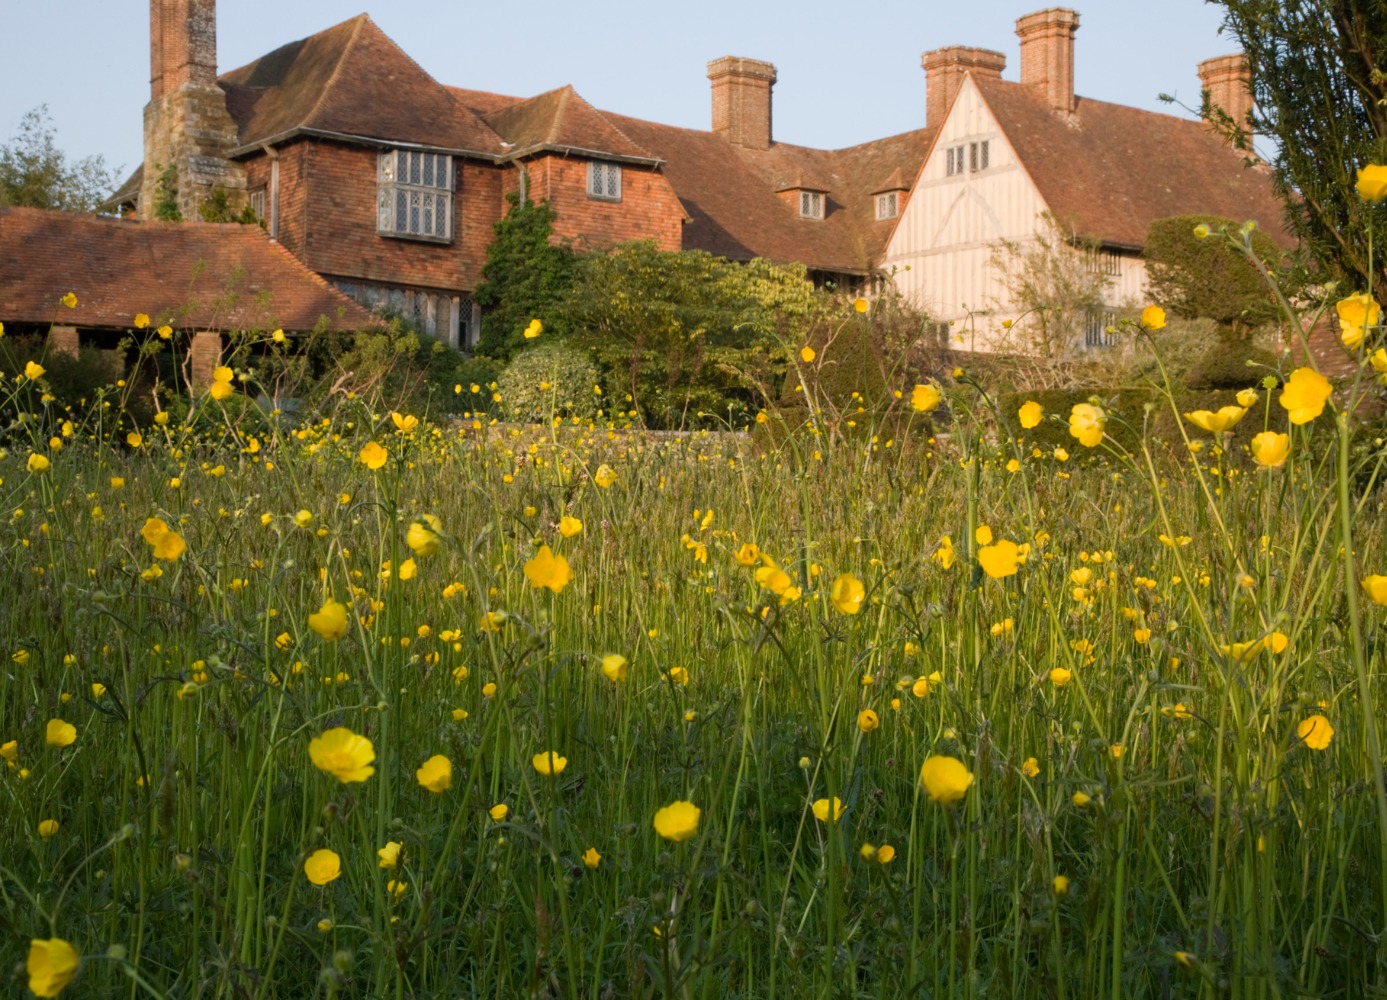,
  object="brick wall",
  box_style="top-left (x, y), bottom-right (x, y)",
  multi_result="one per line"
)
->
top-left (250, 140), bottom-right (505, 293)
top-left (237, 141), bottom-right (682, 299)
top-left (525, 155), bottom-right (683, 251)
top-left (242, 148), bottom-right (311, 257)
